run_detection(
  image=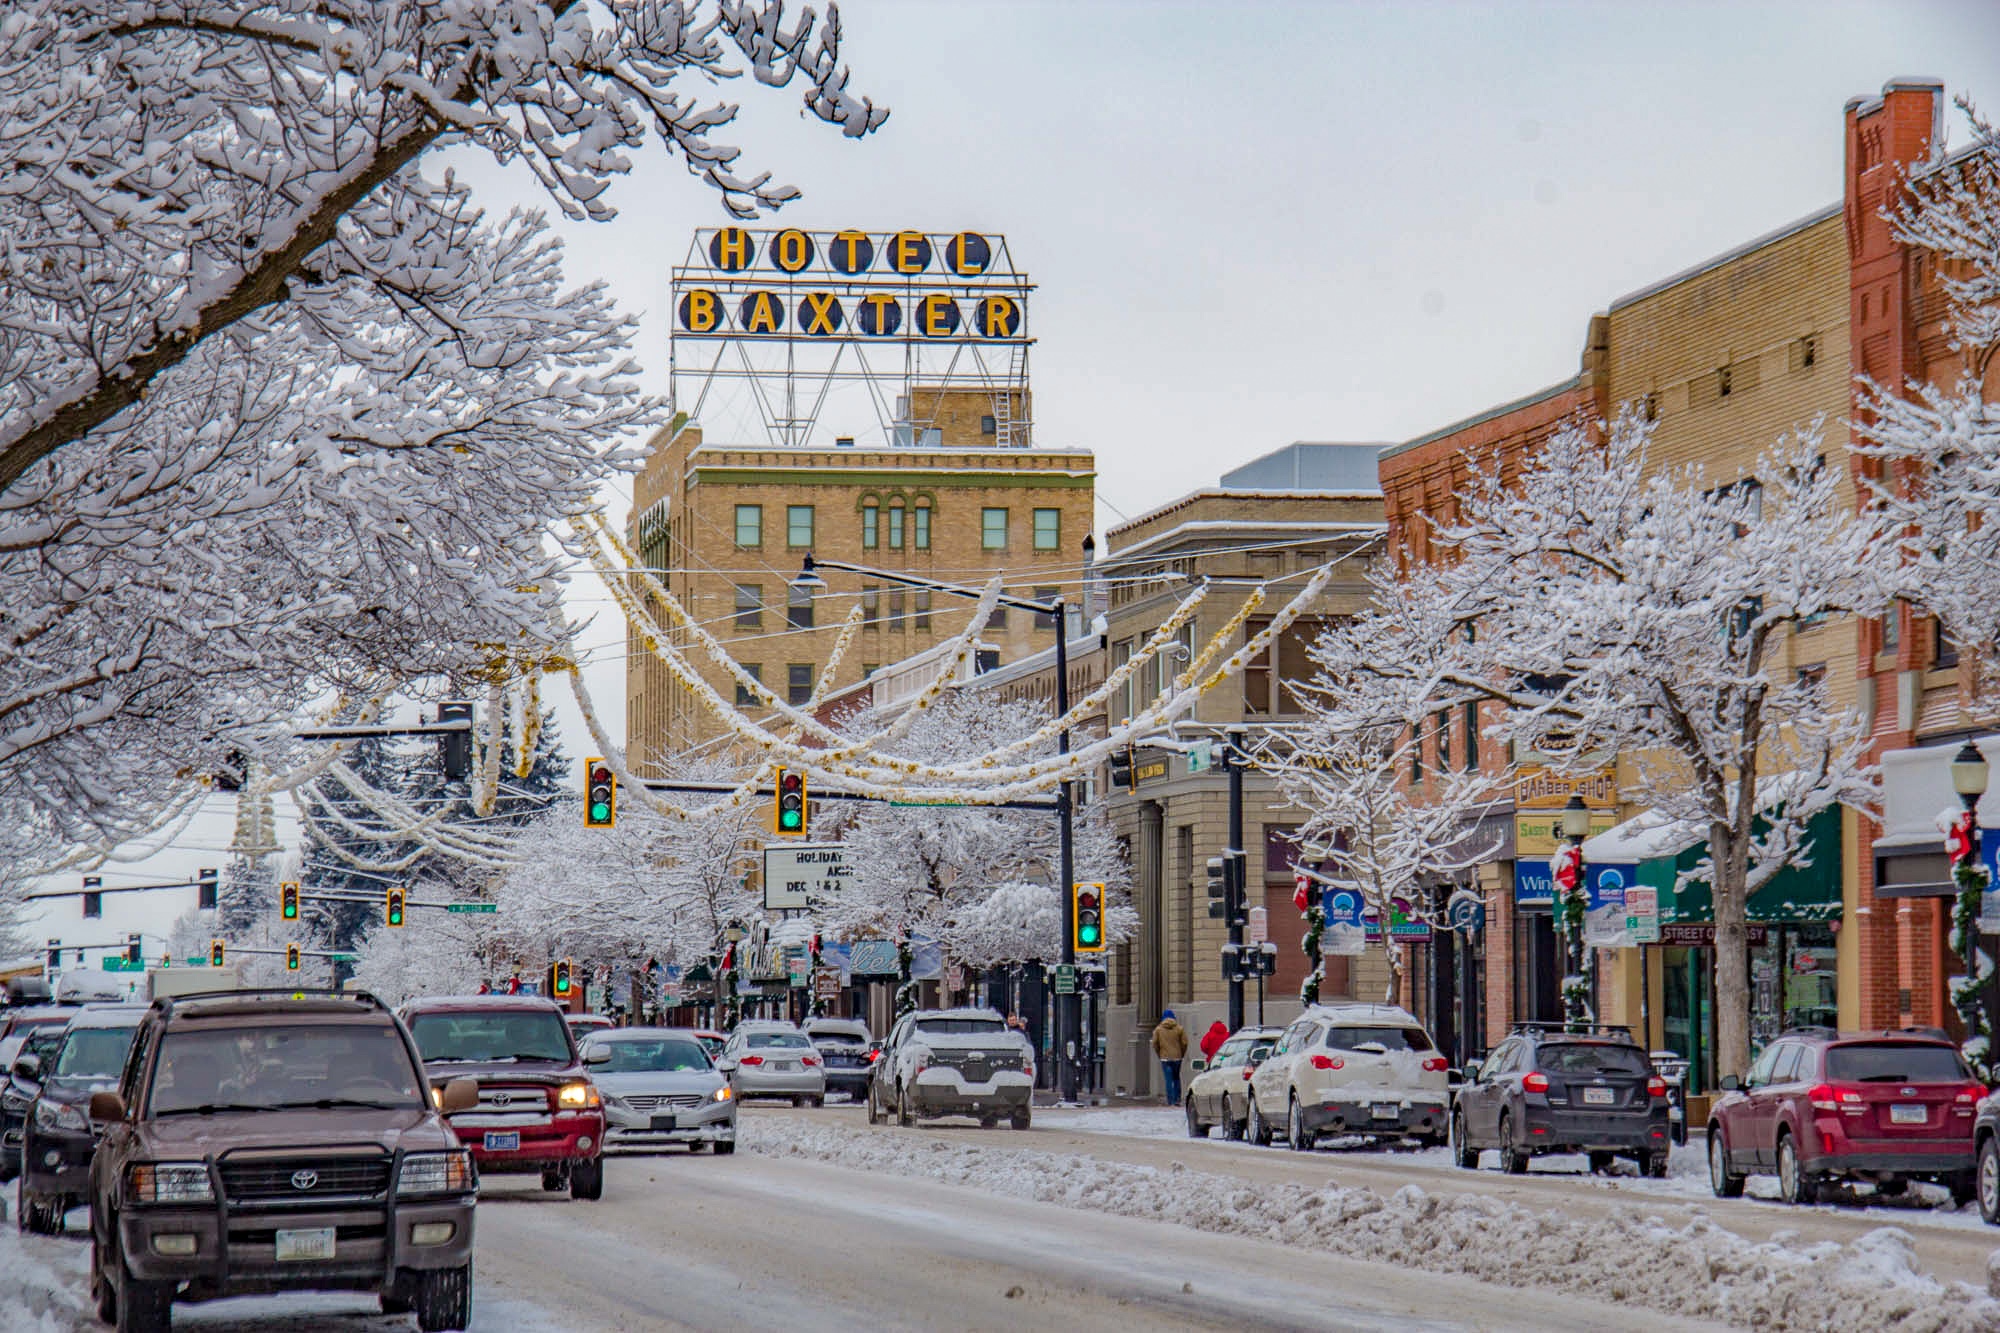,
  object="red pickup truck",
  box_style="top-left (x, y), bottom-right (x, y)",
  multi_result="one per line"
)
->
top-left (399, 996), bottom-right (606, 1200)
